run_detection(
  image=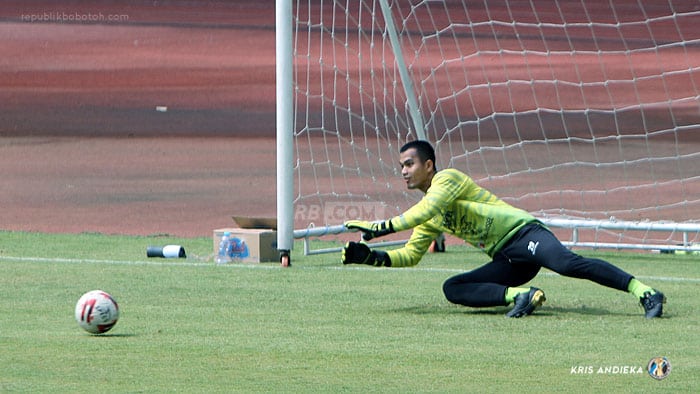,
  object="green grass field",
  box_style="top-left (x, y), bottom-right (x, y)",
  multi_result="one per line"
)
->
top-left (1, 231), bottom-right (697, 392)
